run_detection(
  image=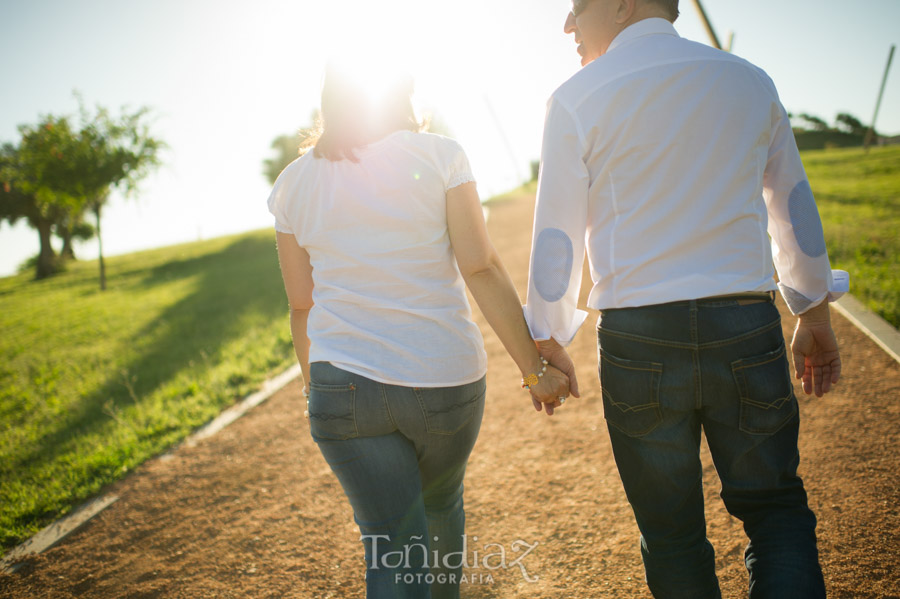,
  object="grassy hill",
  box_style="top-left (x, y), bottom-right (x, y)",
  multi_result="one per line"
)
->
top-left (0, 230), bottom-right (295, 551)
top-left (803, 145), bottom-right (900, 328)
top-left (1, 145), bottom-right (897, 554)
